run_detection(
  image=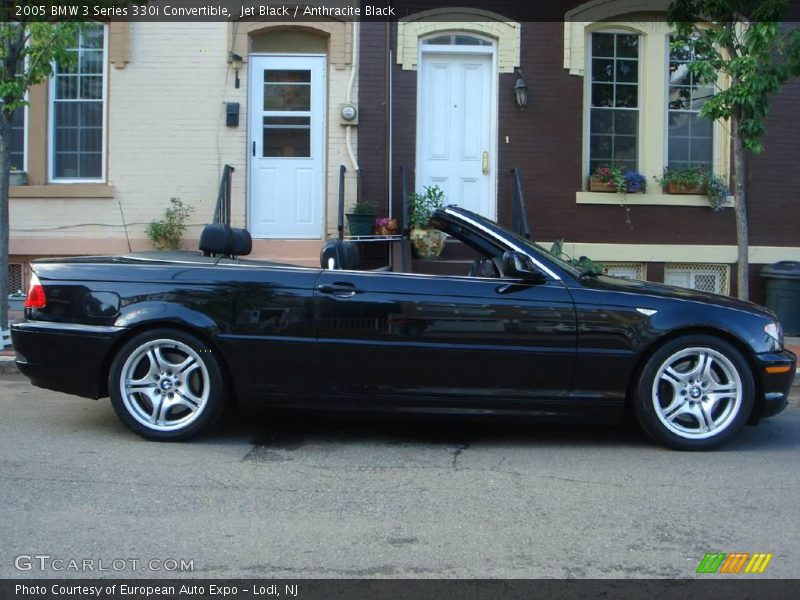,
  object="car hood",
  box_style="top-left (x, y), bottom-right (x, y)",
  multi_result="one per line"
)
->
top-left (580, 274), bottom-right (776, 320)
